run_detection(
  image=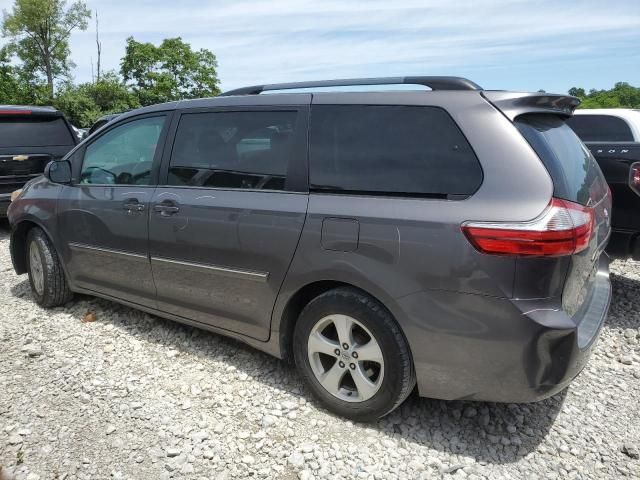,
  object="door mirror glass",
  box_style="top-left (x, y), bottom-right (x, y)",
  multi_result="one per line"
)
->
top-left (45, 160), bottom-right (72, 184)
